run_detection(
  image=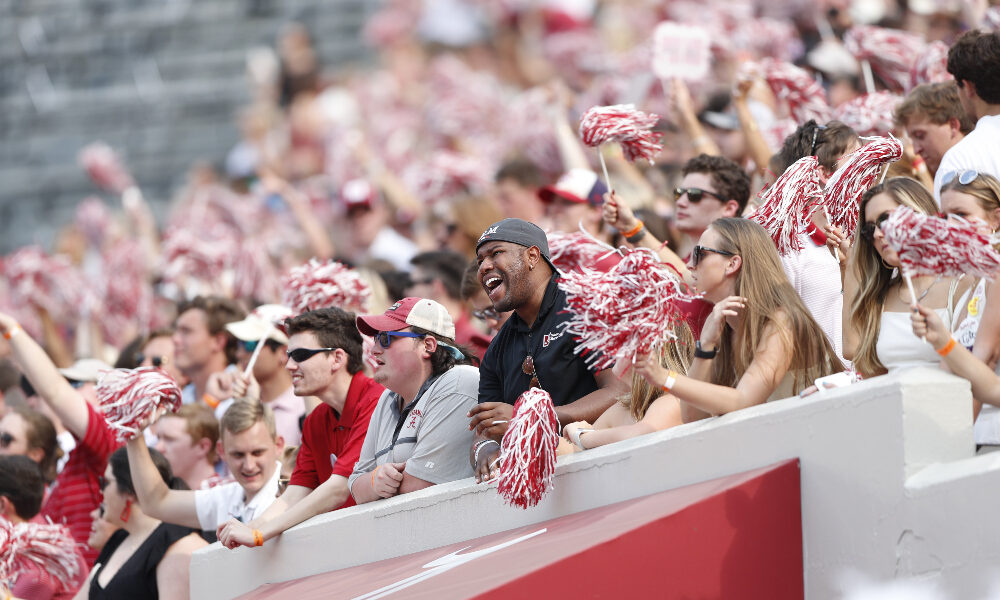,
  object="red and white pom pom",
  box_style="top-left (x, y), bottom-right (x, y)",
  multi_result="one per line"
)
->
top-left (98, 238), bottom-right (156, 347)
top-left (910, 40), bottom-right (952, 90)
top-left (3, 246), bottom-right (90, 325)
top-left (579, 104), bottom-right (663, 164)
top-left (831, 91), bottom-right (901, 137)
top-left (0, 521), bottom-right (81, 591)
top-left (159, 224), bottom-right (240, 291)
top-left (559, 248), bottom-right (694, 371)
top-left (547, 230), bottom-right (617, 274)
top-left (497, 388), bottom-right (560, 509)
top-left (823, 135), bottom-right (903, 240)
top-left (78, 142), bottom-right (135, 194)
top-left (882, 206), bottom-right (1000, 280)
top-left (844, 25), bottom-right (926, 93)
top-left (97, 367), bottom-right (182, 443)
top-left (750, 156), bottom-right (825, 255)
top-left (281, 259), bottom-right (372, 315)
top-left (75, 197), bottom-right (111, 245)
top-left (742, 59), bottom-right (832, 124)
